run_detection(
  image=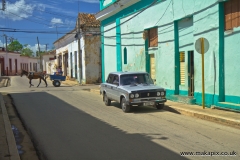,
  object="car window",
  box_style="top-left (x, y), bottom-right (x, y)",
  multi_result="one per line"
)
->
top-left (107, 74), bottom-right (114, 83)
top-left (112, 75), bottom-right (119, 84)
top-left (120, 74), bottom-right (154, 85)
